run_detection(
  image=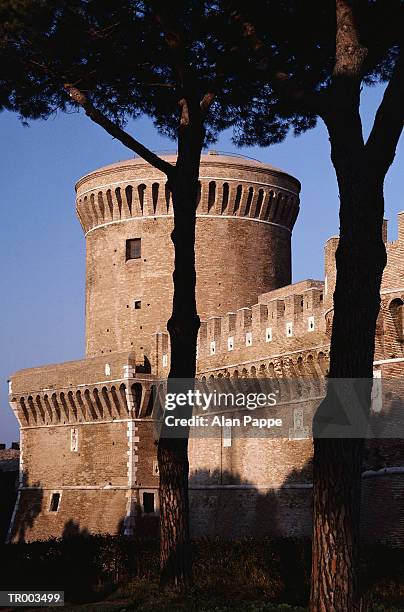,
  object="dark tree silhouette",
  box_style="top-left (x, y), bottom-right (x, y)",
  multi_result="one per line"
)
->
top-left (0, 0), bottom-right (284, 587)
top-left (0, 0), bottom-right (242, 587)
top-left (226, 1), bottom-right (404, 609)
